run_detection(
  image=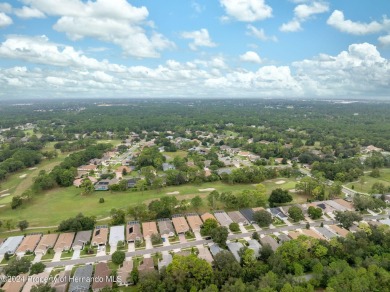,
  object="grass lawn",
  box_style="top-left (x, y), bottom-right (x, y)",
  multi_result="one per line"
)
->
top-left (61, 250), bottom-right (74, 260)
top-left (345, 168), bottom-right (390, 193)
top-left (245, 225), bottom-right (255, 231)
top-left (162, 150), bottom-right (188, 161)
top-left (41, 249), bottom-right (55, 261)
